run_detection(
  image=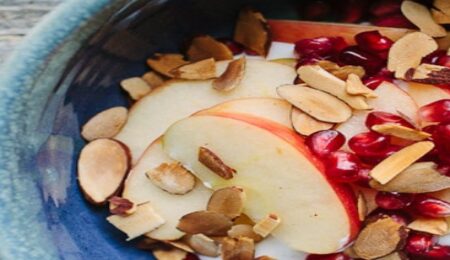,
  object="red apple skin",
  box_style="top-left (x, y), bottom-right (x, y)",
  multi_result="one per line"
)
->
top-left (201, 111), bottom-right (361, 246)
